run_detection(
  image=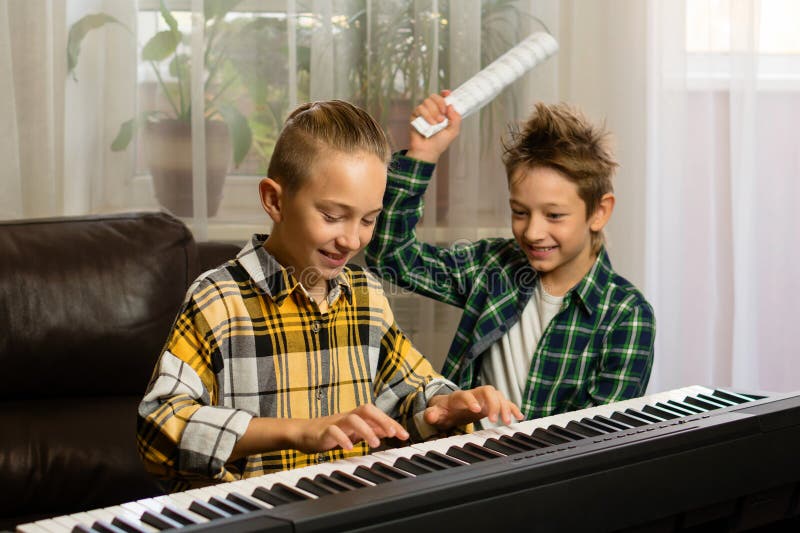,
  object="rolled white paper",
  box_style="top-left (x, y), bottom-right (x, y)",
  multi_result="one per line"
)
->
top-left (411, 32), bottom-right (559, 138)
